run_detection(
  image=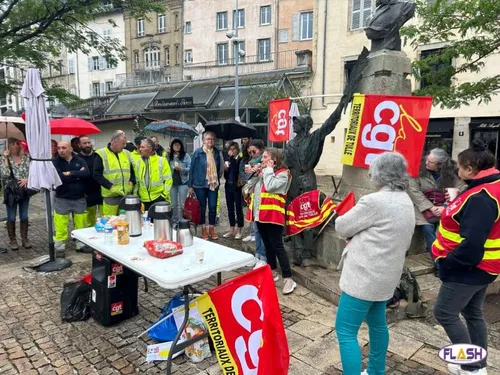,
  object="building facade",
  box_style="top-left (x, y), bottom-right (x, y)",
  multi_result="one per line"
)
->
top-left (277, 0), bottom-right (314, 53)
top-left (310, 0), bottom-right (500, 176)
